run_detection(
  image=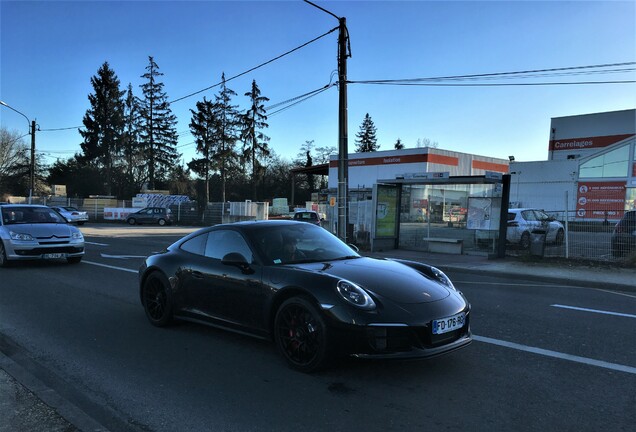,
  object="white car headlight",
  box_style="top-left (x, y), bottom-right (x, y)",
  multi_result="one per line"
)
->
top-left (71, 231), bottom-right (83, 240)
top-left (336, 280), bottom-right (376, 310)
top-left (10, 231), bottom-right (34, 241)
top-left (430, 266), bottom-right (457, 291)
